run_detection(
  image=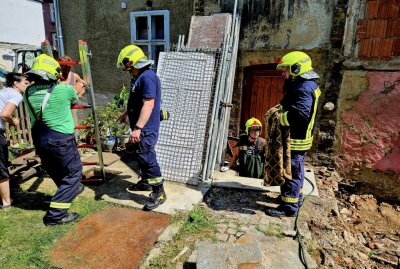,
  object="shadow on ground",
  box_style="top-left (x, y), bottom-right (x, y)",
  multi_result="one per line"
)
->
top-left (203, 187), bottom-right (279, 215)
